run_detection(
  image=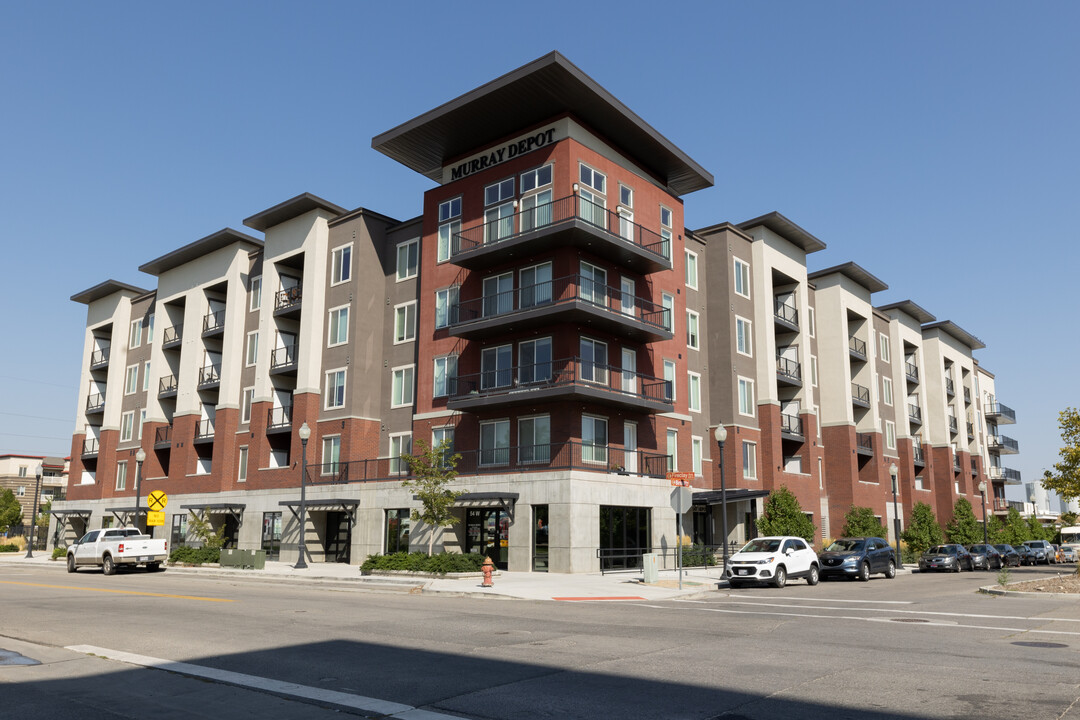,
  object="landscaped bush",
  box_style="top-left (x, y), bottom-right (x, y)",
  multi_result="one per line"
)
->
top-left (361, 551), bottom-right (486, 575)
top-left (52, 547), bottom-right (67, 560)
top-left (0, 543), bottom-right (18, 553)
top-left (680, 544), bottom-right (717, 567)
top-left (169, 545), bottom-right (220, 564)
